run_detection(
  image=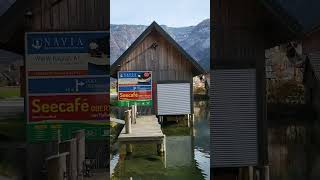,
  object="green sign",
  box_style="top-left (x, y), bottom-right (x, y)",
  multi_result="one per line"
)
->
top-left (27, 121), bottom-right (109, 143)
top-left (116, 100), bottom-right (153, 107)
